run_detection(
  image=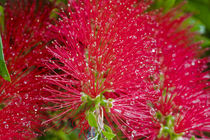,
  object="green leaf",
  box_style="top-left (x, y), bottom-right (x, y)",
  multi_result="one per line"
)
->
top-left (50, 8), bottom-right (59, 19)
top-left (150, 0), bottom-right (176, 12)
top-left (185, 0), bottom-right (210, 33)
top-left (0, 103), bottom-right (5, 110)
top-left (0, 35), bottom-right (11, 82)
top-left (104, 124), bottom-right (113, 133)
top-left (87, 112), bottom-right (98, 128)
top-left (198, 36), bottom-right (210, 47)
top-left (163, 0), bottom-right (176, 12)
top-left (184, 17), bottom-right (206, 34)
top-left (182, 16), bottom-right (210, 47)
top-left (190, 136), bottom-right (195, 140)
top-left (55, 0), bottom-right (68, 4)
top-left (0, 5), bottom-right (4, 31)
top-left (102, 131), bottom-right (116, 140)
